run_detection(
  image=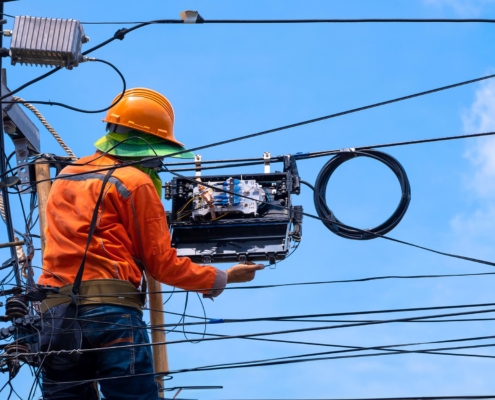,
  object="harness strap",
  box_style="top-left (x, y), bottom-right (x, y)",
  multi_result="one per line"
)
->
top-left (73, 168), bottom-right (116, 296)
top-left (41, 279), bottom-right (145, 314)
